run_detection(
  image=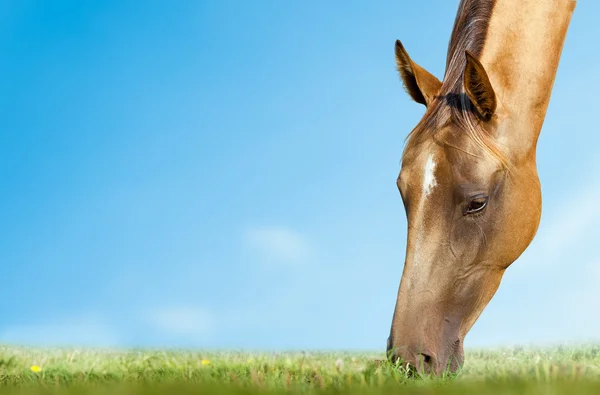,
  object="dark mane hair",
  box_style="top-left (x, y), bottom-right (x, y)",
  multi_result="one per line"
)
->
top-left (401, 0), bottom-right (508, 167)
